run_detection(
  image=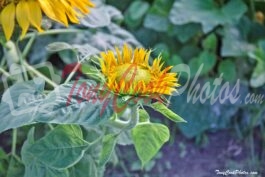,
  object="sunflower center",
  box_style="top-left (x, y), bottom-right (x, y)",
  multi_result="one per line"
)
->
top-left (115, 63), bottom-right (152, 85)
